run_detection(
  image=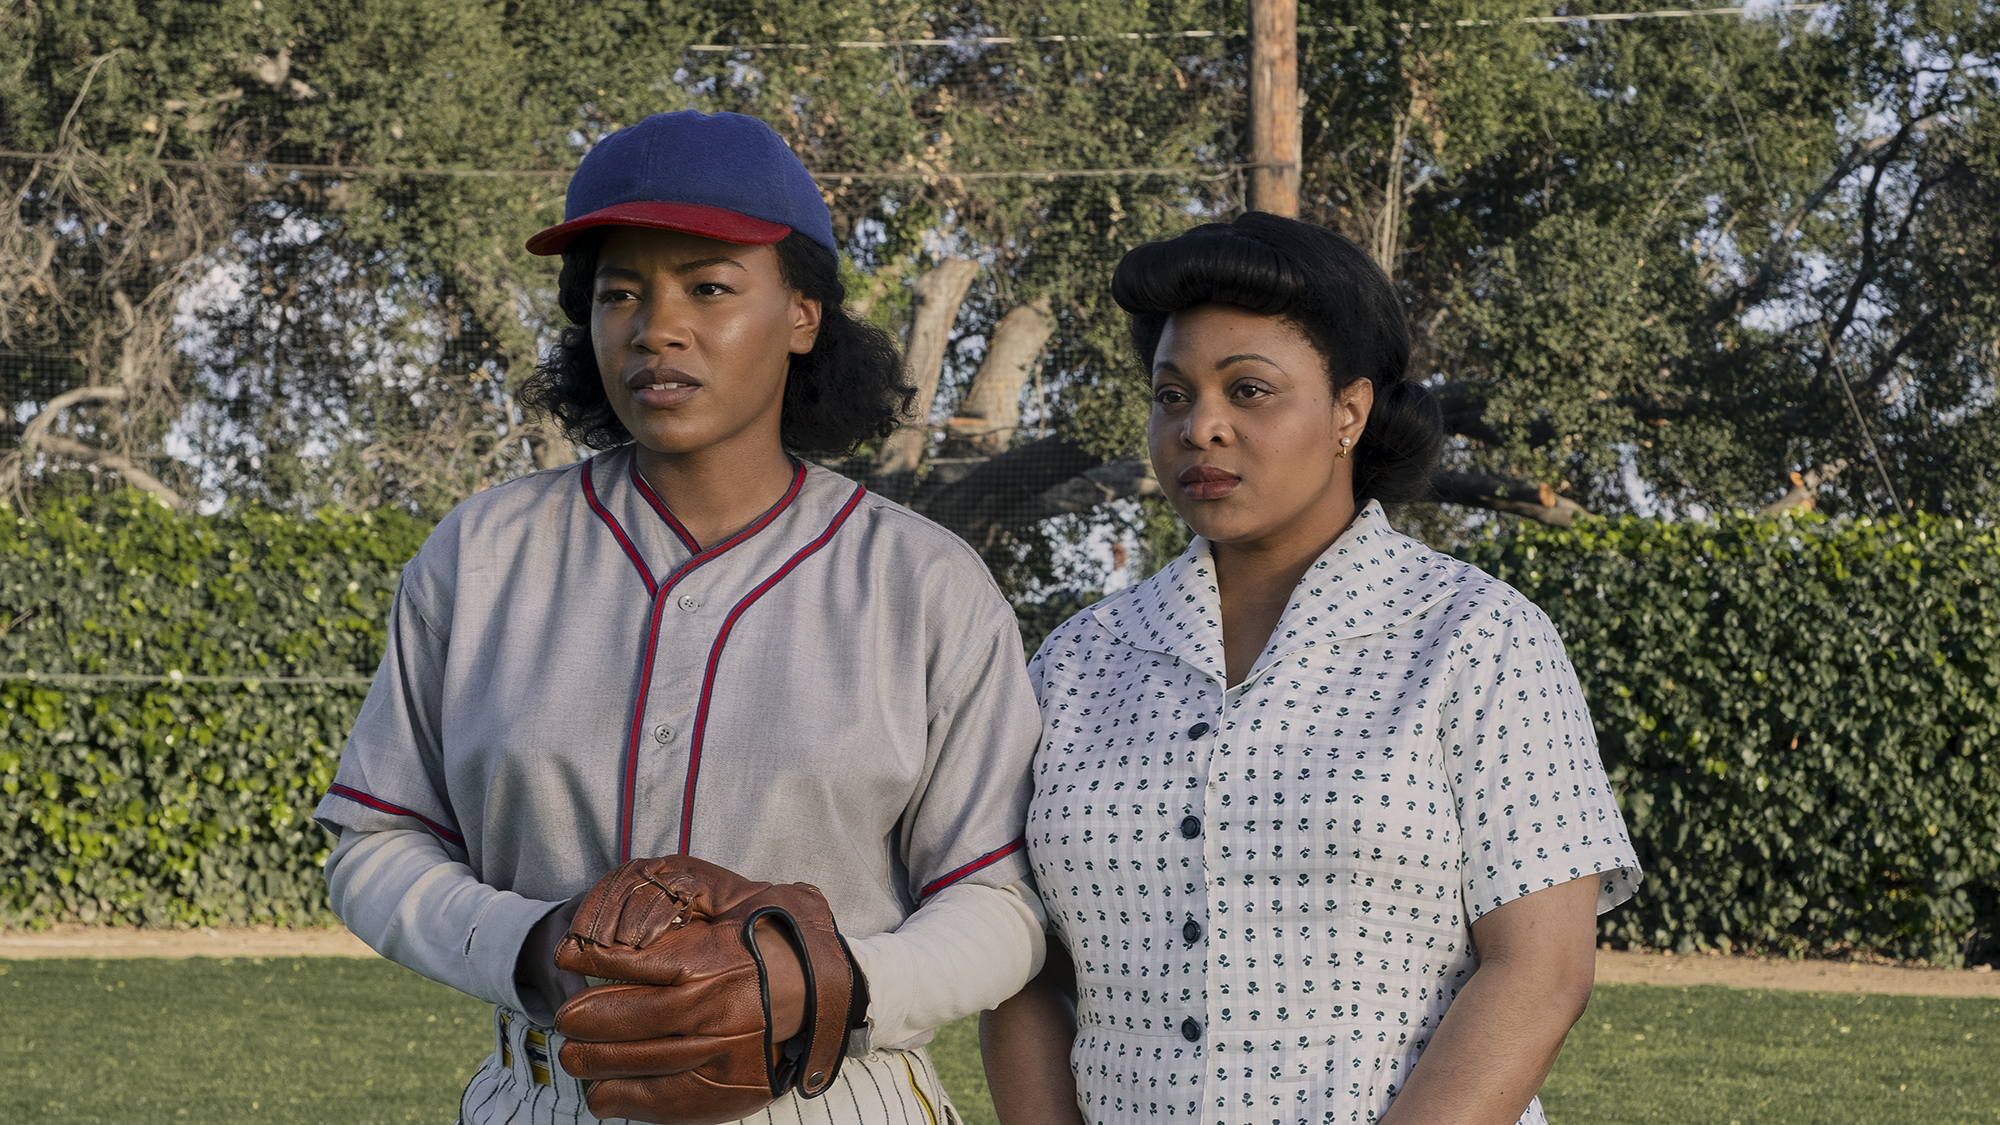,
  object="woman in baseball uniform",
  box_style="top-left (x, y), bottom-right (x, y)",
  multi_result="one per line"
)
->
top-left (982, 213), bottom-right (1641, 1125)
top-left (315, 111), bottom-right (1045, 1125)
